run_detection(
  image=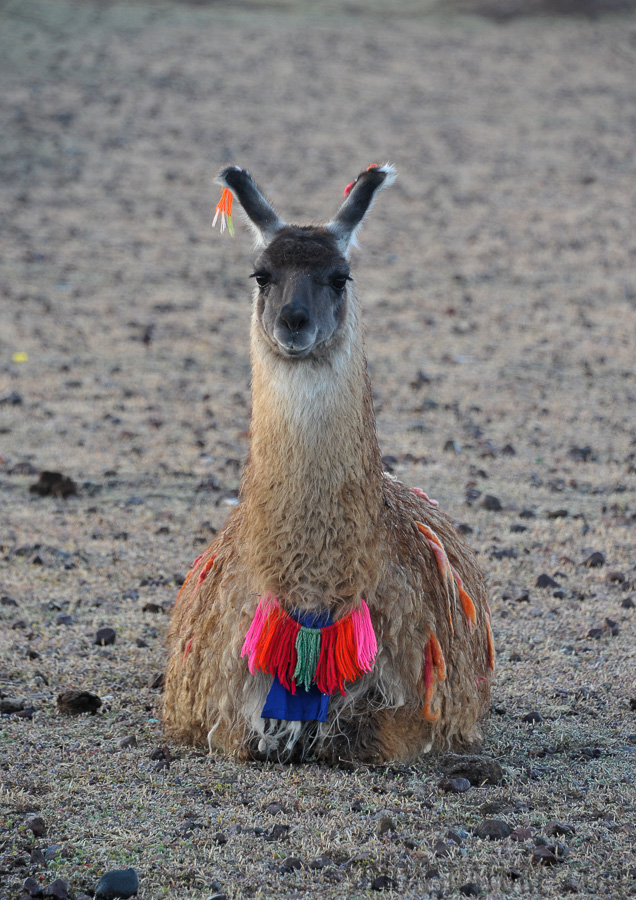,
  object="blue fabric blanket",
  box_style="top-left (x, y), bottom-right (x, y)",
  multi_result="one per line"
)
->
top-left (261, 607), bottom-right (332, 722)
